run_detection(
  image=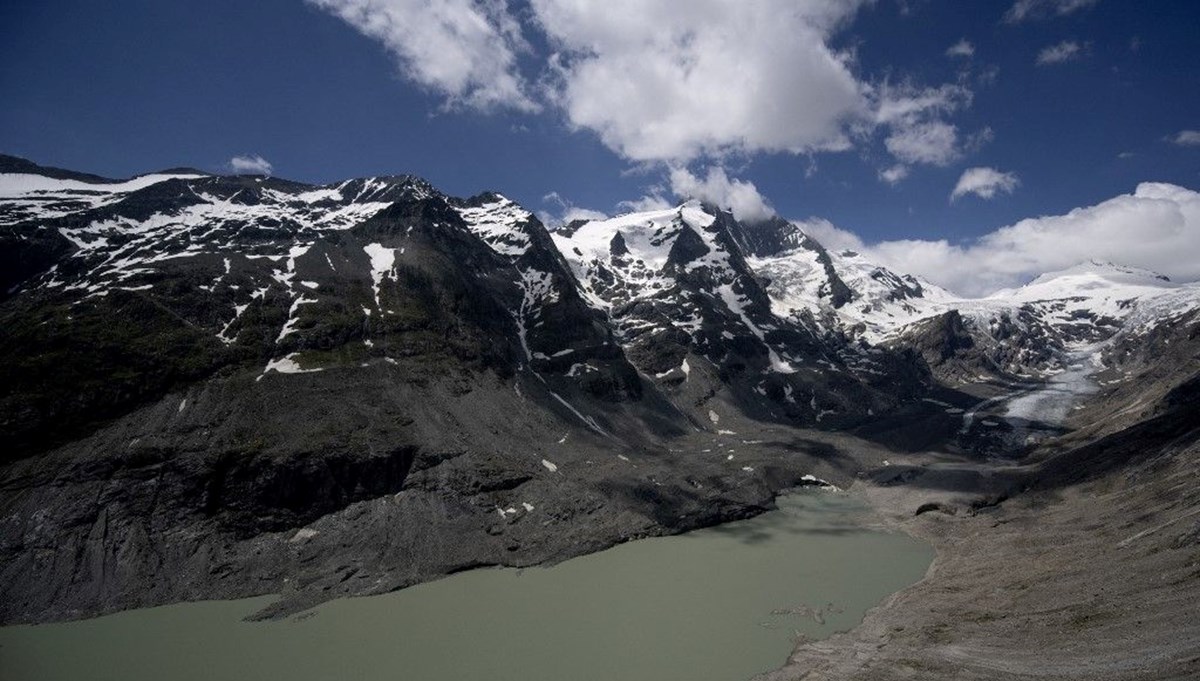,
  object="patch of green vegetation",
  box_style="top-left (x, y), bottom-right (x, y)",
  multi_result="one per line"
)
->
top-left (0, 290), bottom-right (227, 460)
